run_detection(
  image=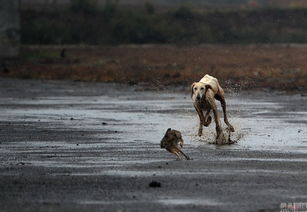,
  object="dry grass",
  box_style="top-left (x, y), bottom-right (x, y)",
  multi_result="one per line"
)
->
top-left (2, 44), bottom-right (307, 91)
